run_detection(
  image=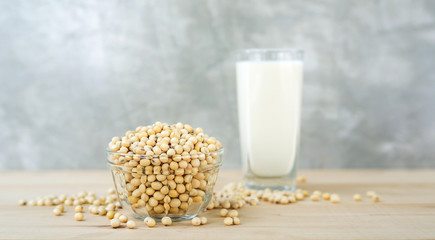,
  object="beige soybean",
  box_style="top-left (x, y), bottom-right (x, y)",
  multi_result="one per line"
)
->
top-left (224, 217), bottom-right (233, 226)
top-left (161, 216), bottom-right (172, 226)
top-left (228, 210), bottom-right (238, 218)
top-left (56, 205), bottom-right (64, 212)
top-left (74, 213), bottom-right (84, 221)
top-left (367, 191), bottom-right (376, 198)
top-left (53, 208), bottom-right (62, 216)
top-left (75, 205), bottom-right (83, 213)
top-left (220, 209), bottom-right (228, 217)
top-left (127, 220), bottom-right (136, 229)
top-left (98, 206), bottom-right (107, 216)
top-left (111, 218), bottom-right (121, 228)
top-left (353, 194), bottom-right (362, 201)
top-left (372, 195), bottom-right (381, 202)
top-left (191, 217), bottom-right (201, 226)
top-left (119, 215), bottom-right (128, 223)
top-left (331, 194), bottom-right (340, 203)
top-left (295, 192), bottom-right (304, 201)
top-left (144, 217), bottom-right (156, 227)
top-left (107, 211), bottom-right (115, 219)
top-left (296, 176), bottom-right (306, 183)
top-left (310, 194), bottom-right (320, 201)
